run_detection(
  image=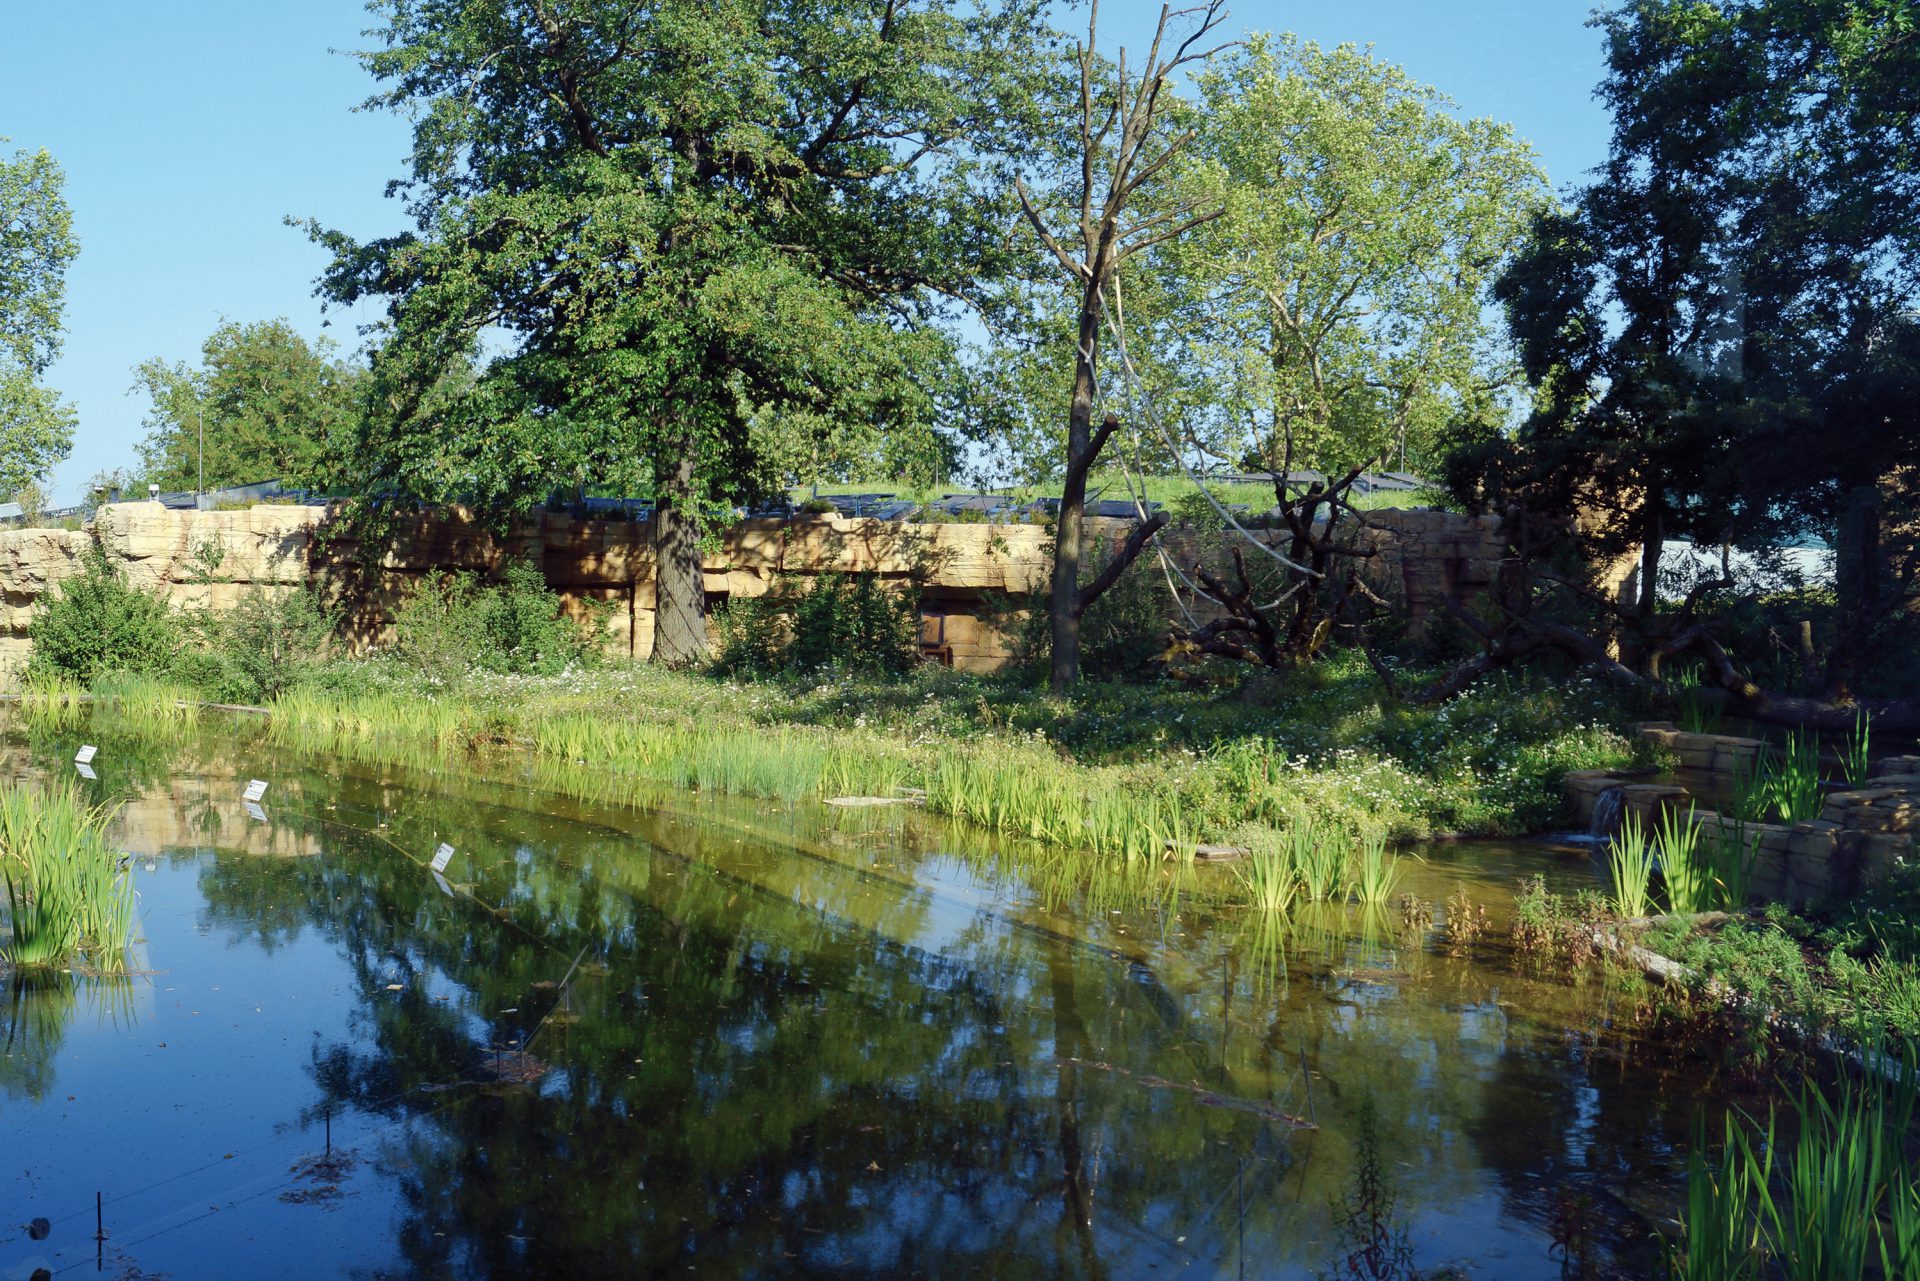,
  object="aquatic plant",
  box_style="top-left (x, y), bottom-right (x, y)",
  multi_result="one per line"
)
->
top-left (1295, 821), bottom-right (1345, 902)
top-left (1841, 710), bottom-right (1872, 789)
top-left (1670, 1049), bottom-right (1920, 1279)
top-left (0, 784), bottom-right (135, 974)
top-left (91, 672), bottom-right (200, 728)
top-left (1768, 731), bottom-right (1825, 824)
top-left (1347, 834), bottom-right (1401, 905)
top-left (15, 676), bottom-right (88, 728)
top-left (1442, 886), bottom-right (1485, 954)
top-left (1657, 804), bottom-right (1716, 915)
top-left (1608, 812), bottom-right (1658, 918)
top-left (1236, 842), bottom-right (1299, 915)
top-left (1707, 819), bottom-right (1758, 911)
top-left (1727, 753), bottom-right (1776, 825)
top-left (1328, 1095), bottom-right (1417, 1280)
top-left (1674, 664), bottom-right (1724, 736)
